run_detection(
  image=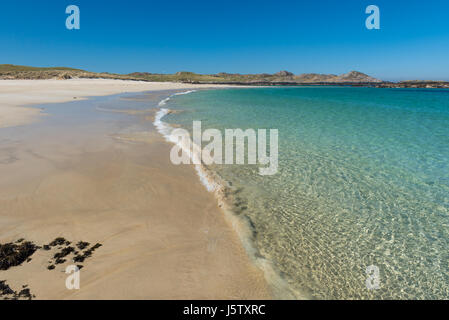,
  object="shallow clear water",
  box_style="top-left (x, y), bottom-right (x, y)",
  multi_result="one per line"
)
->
top-left (163, 87), bottom-right (449, 299)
